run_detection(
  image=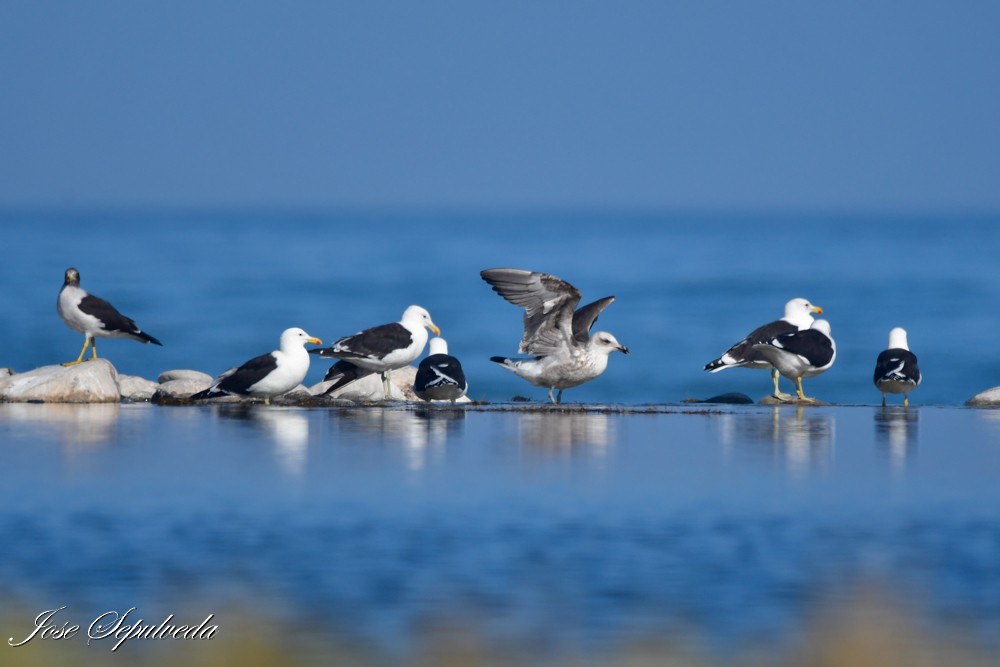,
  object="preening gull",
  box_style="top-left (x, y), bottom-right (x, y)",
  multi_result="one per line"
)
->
top-left (414, 337), bottom-right (468, 402)
top-left (481, 268), bottom-right (629, 404)
top-left (873, 327), bottom-right (921, 407)
top-left (752, 319), bottom-right (836, 403)
top-left (311, 305), bottom-right (440, 399)
top-left (704, 297), bottom-right (822, 399)
top-left (192, 328), bottom-right (322, 401)
top-left (57, 267), bottom-right (163, 366)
